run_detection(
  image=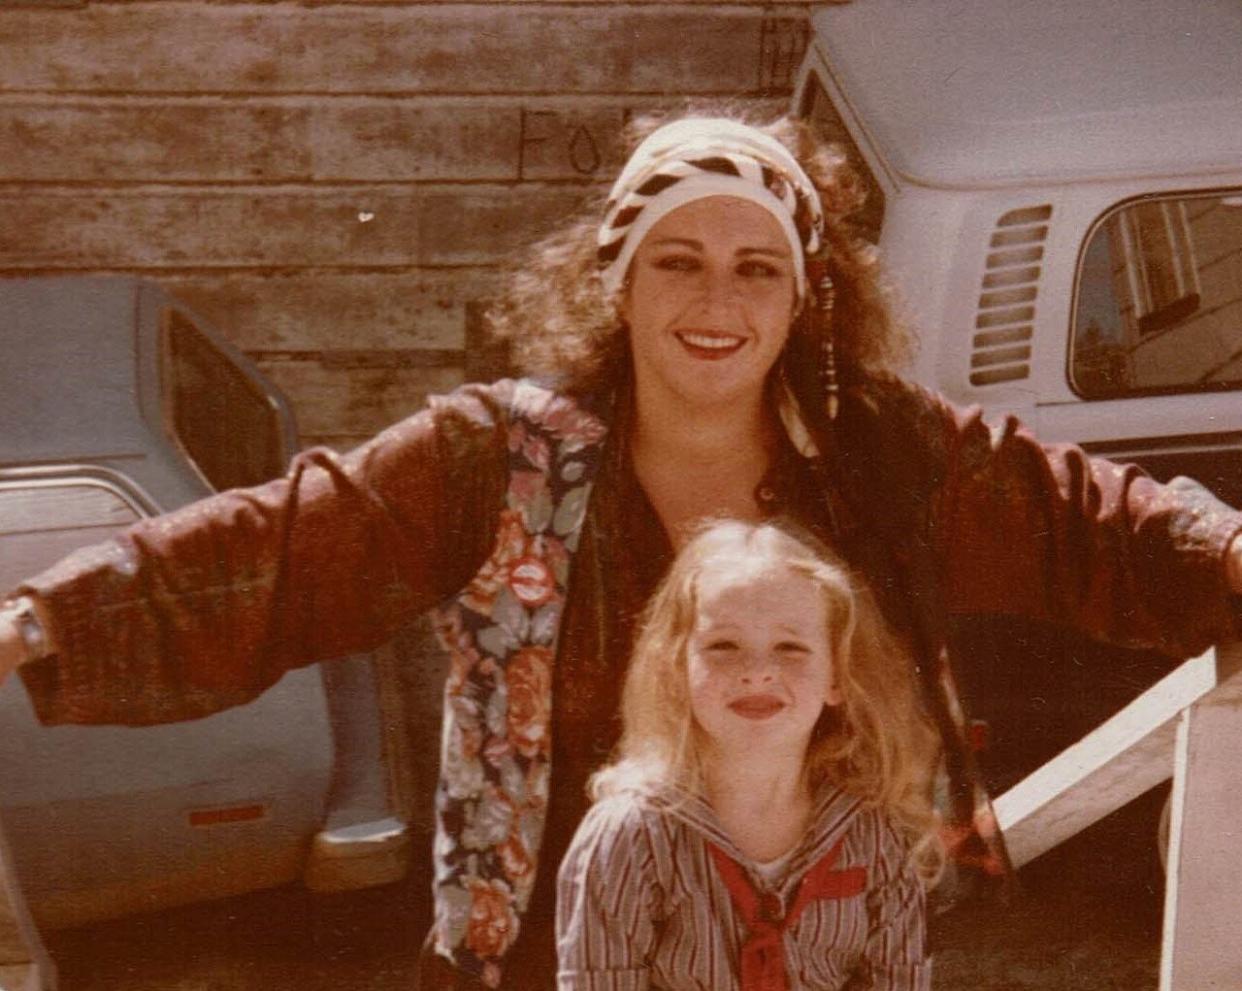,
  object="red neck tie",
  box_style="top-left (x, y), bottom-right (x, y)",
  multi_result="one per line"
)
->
top-left (708, 836), bottom-right (867, 991)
